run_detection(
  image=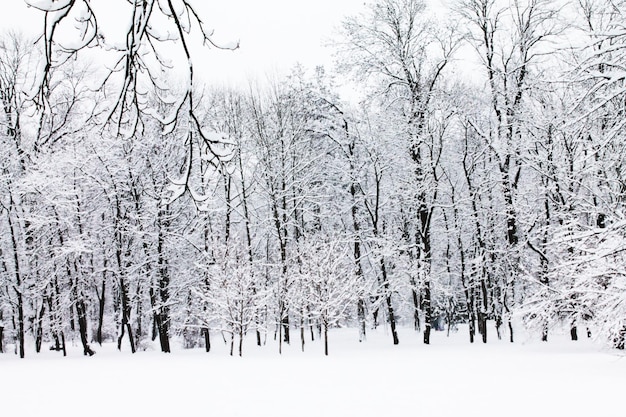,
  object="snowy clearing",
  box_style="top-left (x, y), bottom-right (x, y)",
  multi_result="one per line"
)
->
top-left (1, 326), bottom-right (624, 417)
